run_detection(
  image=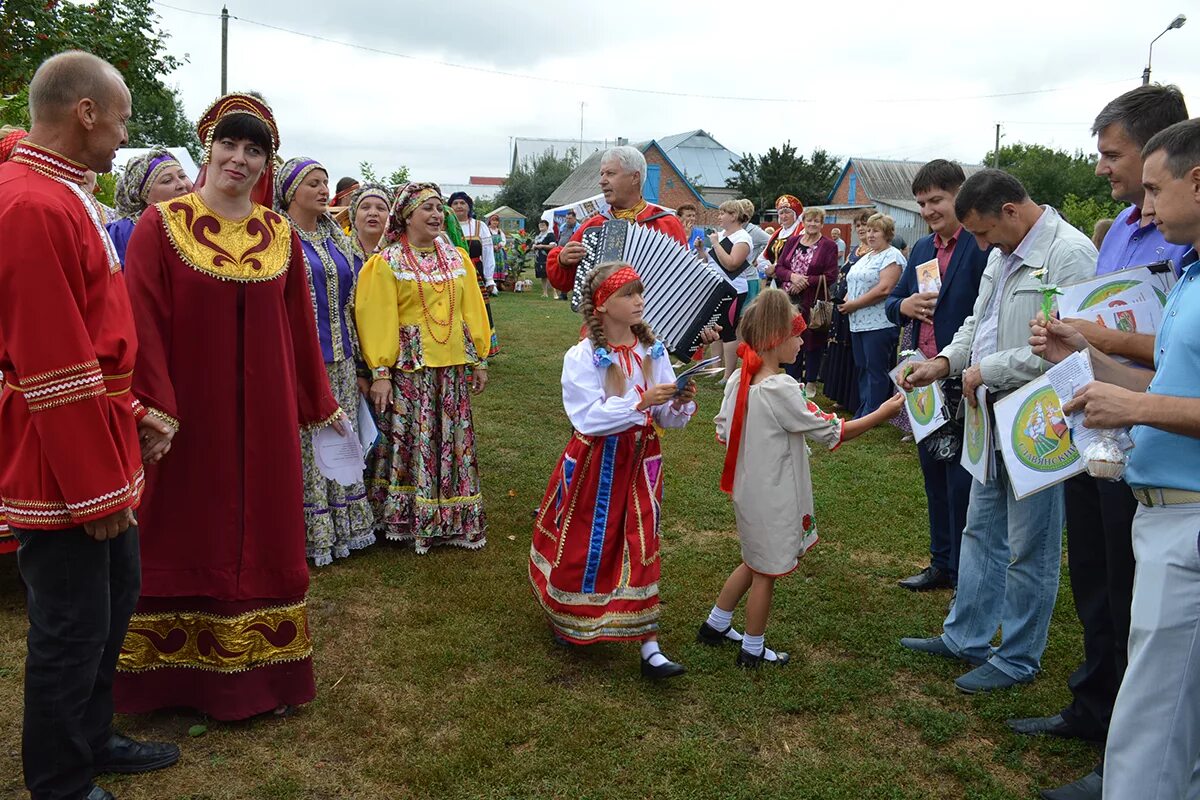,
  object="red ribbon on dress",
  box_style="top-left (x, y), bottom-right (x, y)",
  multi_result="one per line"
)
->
top-left (719, 314), bottom-right (807, 494)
